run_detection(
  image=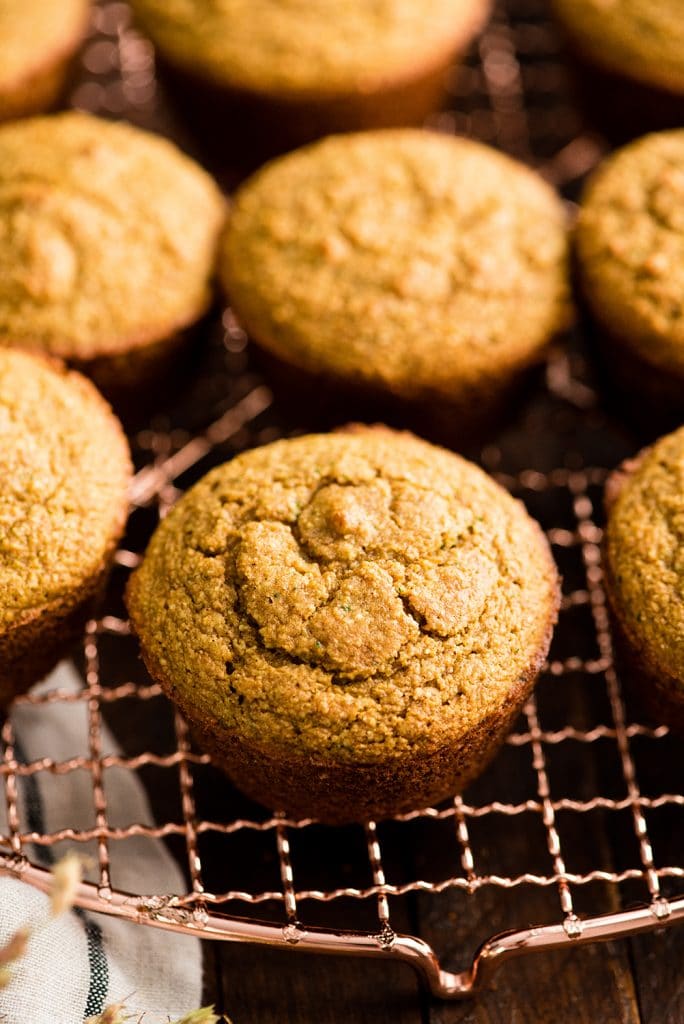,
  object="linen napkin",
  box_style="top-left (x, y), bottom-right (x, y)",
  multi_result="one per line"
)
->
top-left (0, 661), bottom-right (203, 1023)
